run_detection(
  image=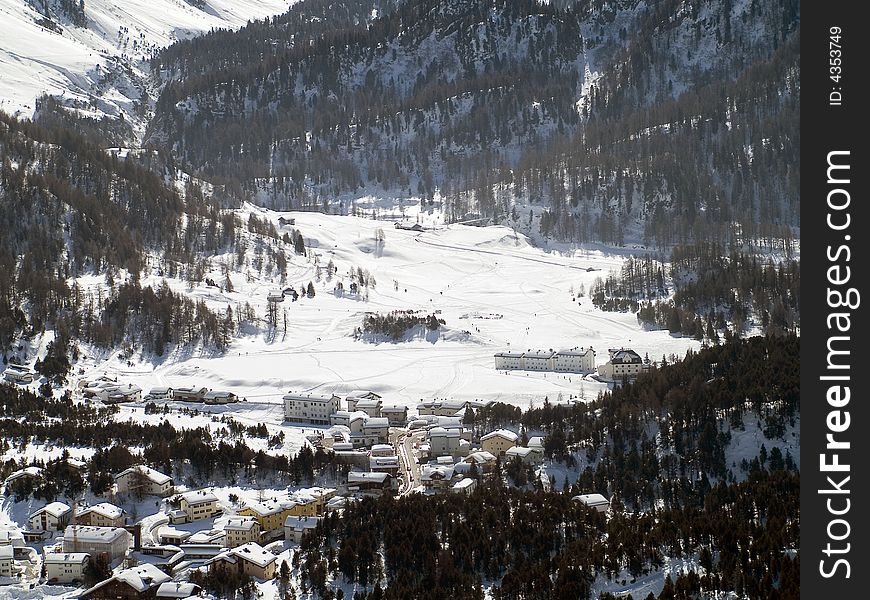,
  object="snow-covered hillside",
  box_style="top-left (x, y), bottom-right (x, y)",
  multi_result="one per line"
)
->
top-left (0, 0), bottom-right (295, 119)
top-left (67, 206), bottom-right (701, 411)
